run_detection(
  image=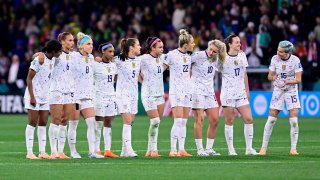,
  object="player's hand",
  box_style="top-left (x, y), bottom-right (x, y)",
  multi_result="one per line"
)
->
top-left (38, 52), bottom-right (45, 65)
top-left (95, 56), bottom-right (102, 62)
top-left (30, 97), bottom-right (36, 107)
